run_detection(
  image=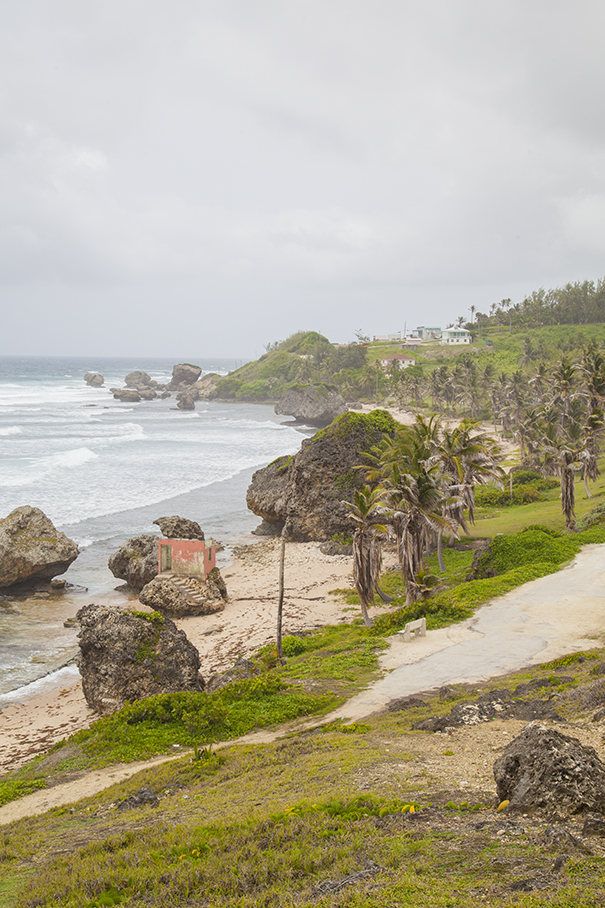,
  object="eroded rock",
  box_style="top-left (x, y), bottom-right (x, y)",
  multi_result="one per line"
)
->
top-left (493, 724), bottom-right (605, 817)
top-left (0, 506), bottom-right (79, 588)
top-left (108, 535), bottom-right (158, 590)
top-left (275, 386), bottom-right (348, 427)
top-left (111, 388), bottom-right (141, 403)
top-left (247, 410), bottom-right (398, 541)
top-left (138, 568), bottom-right (227, 618)
top-left (168, 363), bottom-right (202, 389)
top-left (76, 604), bottom-right (204, 714)
top-left (84, 372), bottom-right (104, 387)
top-left (152, 516), bottom-right (205, 540)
